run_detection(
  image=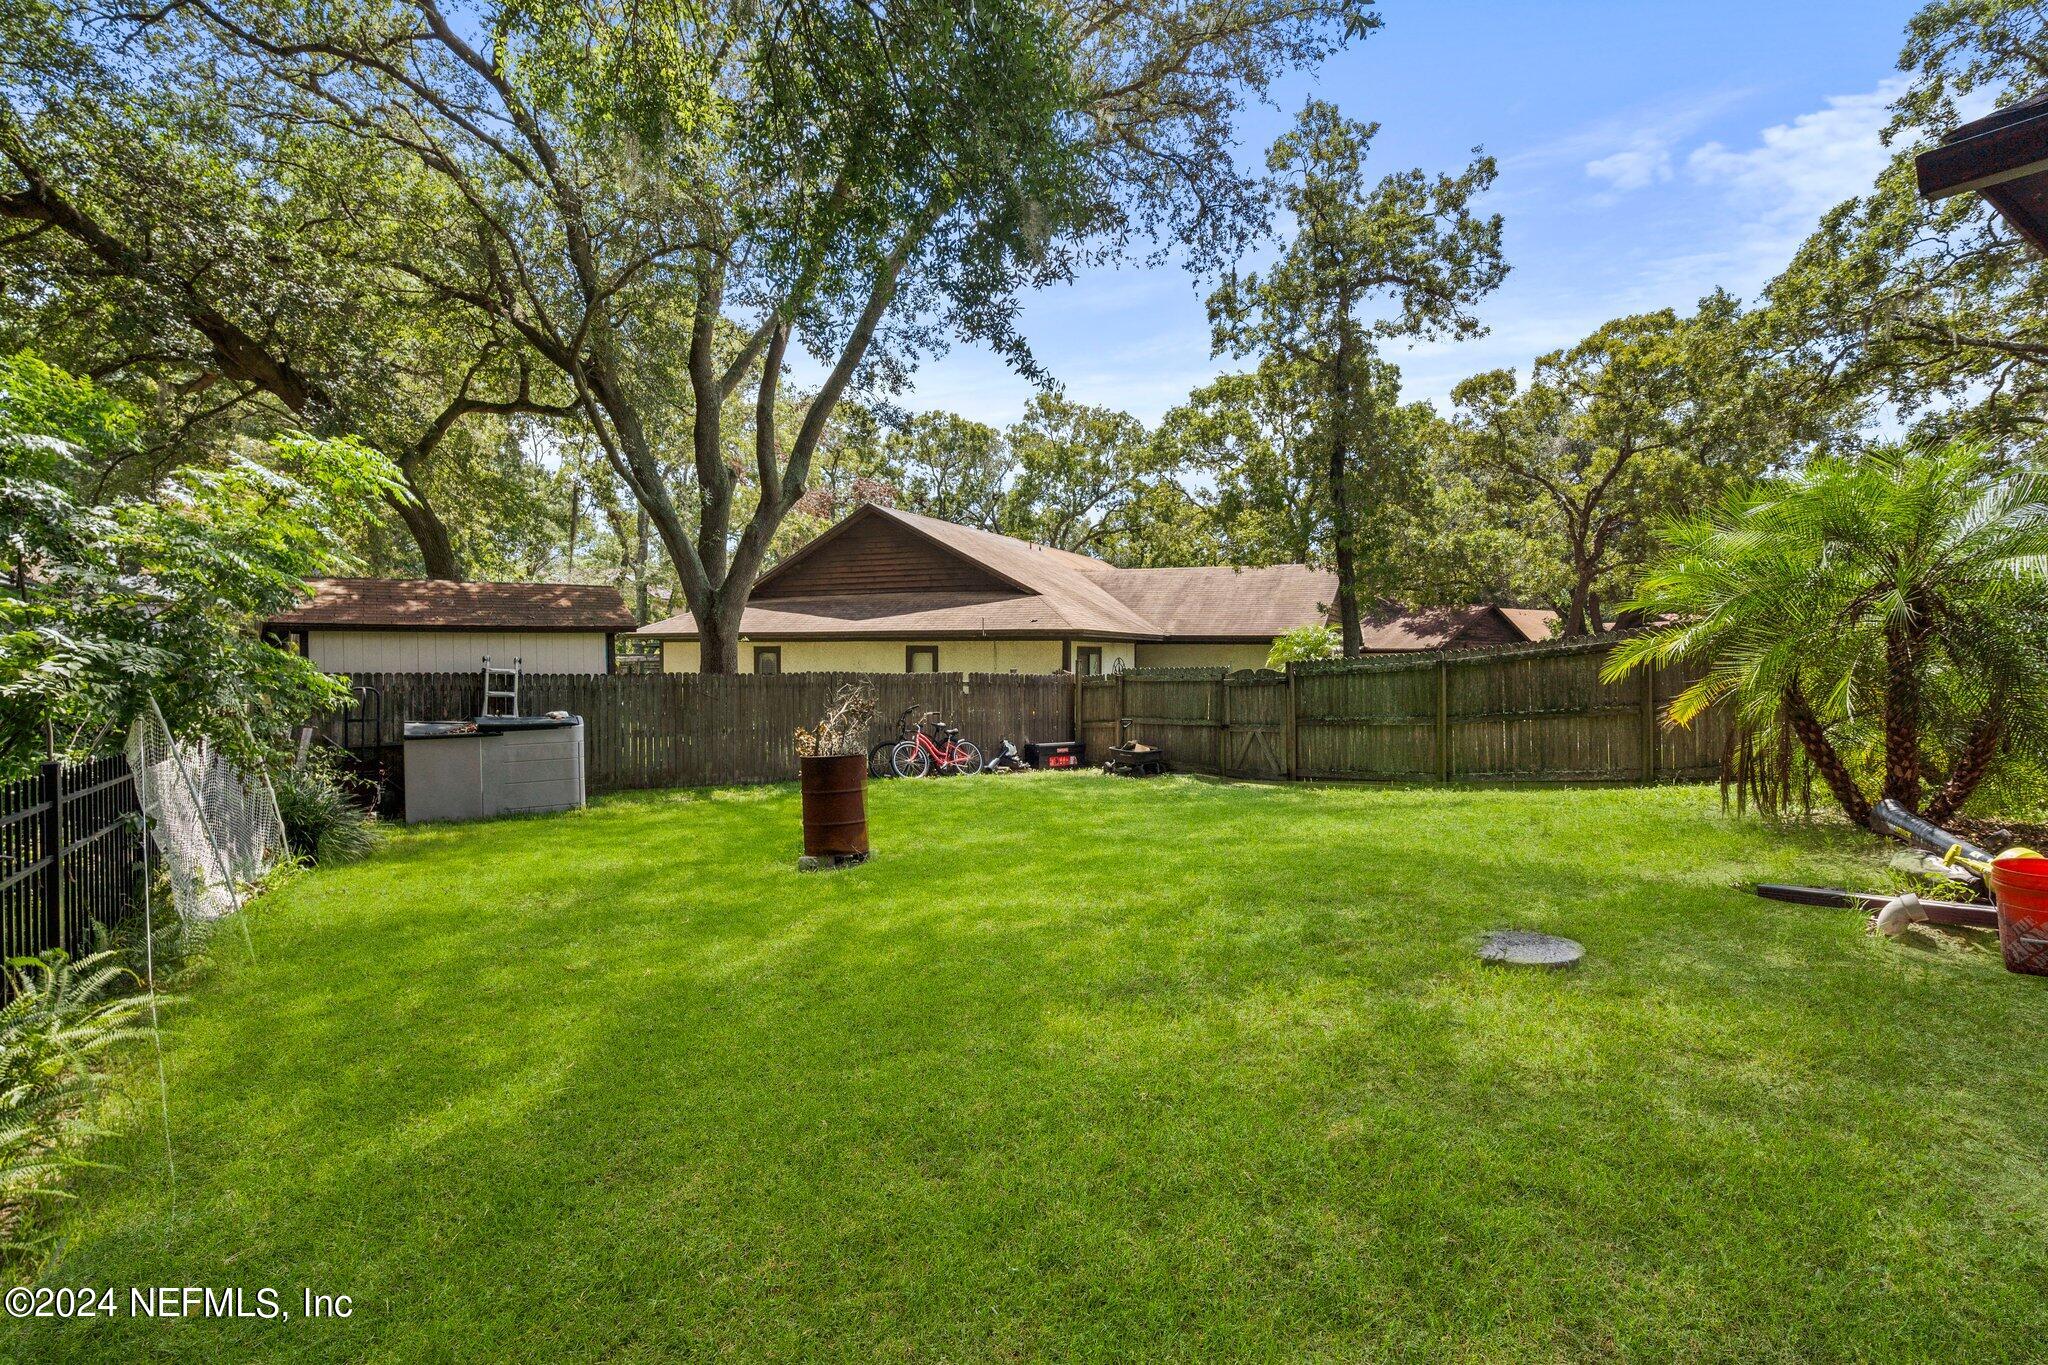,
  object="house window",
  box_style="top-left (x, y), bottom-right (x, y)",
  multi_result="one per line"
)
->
top-left (906, 645), bottom-right (939, 673)
top-left (753, 646), bottom-right (781, 675)
top-left (1076, 646), bottom-right (1103, 677)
